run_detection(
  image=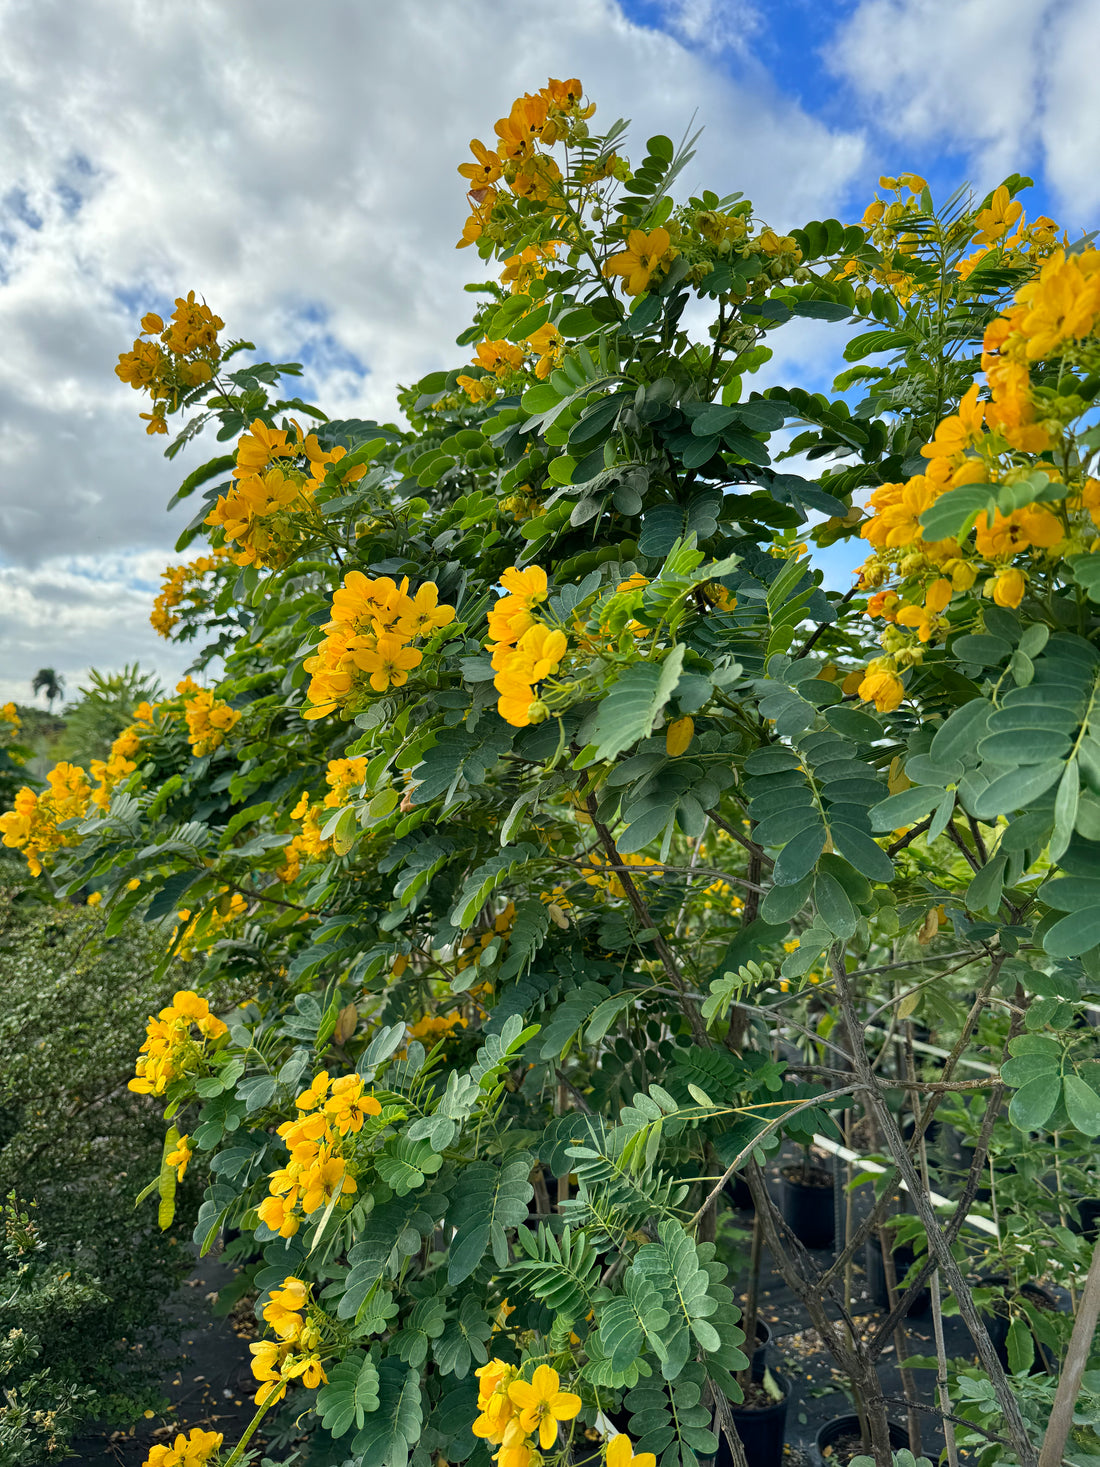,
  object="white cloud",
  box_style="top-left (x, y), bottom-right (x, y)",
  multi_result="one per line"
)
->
top-left (828, 0), bottom-right (1100, 226)
top-left (0, 0), bottom-right (865, 696)
top-left (655, 0), bottom-right (762, 55)
top-left (0, 552), bottom-right (196, 706)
